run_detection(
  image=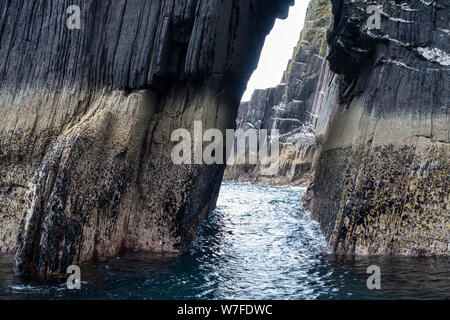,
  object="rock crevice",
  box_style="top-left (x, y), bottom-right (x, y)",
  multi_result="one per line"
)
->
top-left (225, 0), bottom-right (332, 184)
